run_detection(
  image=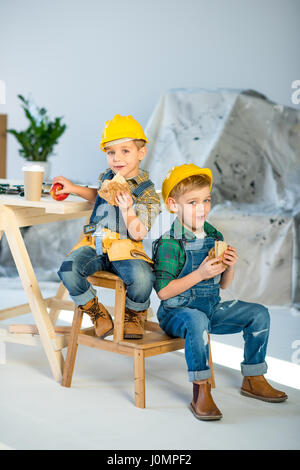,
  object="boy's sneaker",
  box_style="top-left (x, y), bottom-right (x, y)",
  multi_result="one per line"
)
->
top-left (190, 381), bottom-right (223, 421)
top-left (124, 308), bottom-right (145, 339)
top-left (241, 375), bottom-right (288, 402)
top-left (79, 297), bottom-right (114, 338)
